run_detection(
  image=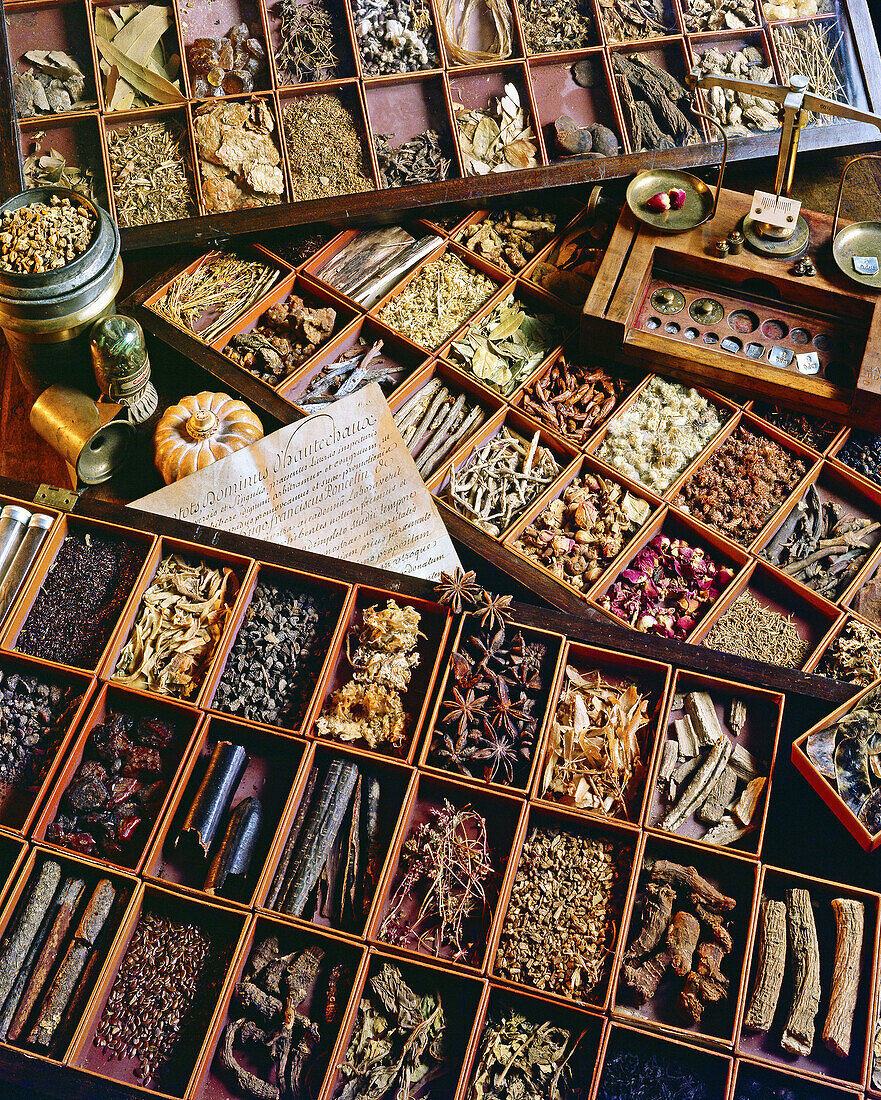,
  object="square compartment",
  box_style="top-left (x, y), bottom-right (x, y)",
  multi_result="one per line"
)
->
top-left (523, 210), bottom-right (620, 307)
top-left (770, 15), bottom-right (869, 120)
top-left (421, 615), bottom-right (564, 791)
top-left (4, 515), bottom-right (152, 674)
top-left (256, 741), bottom-right (412, 936)
top-left (528, 54), bottom-right (624, 165)
top-left (203, 562), bottom-right (349, 733)
top-left (264, 0), bottom-right (358, 85)
top-left (103, 107), bottom-right (199, 227)
top-left (516, 0), bottom-right (599, 54)
top-left (439, 0), bottom-right (526, 63)
top-left (307, 586), bottom-right (451, 762)
top-left (19, 117), bottom-right (109, 208)
top-left (492, 803), bottom-right (638, 1010)
top-left (0, 847), bottom-right (137, 1062)
top-left (737, 866), bottom-right (879, 1086)
top-left (610, 43), bottom-right (706, 150)
top-left (643, 670), bottom-right (783, 858)
top-left (612, 833), bottom-right (759, 1044)
top-left (369, 772), bottom-right (523, 969)
top-left (732, 1059), bottom-right (863, 1099)
top-left (600, 0), bottom-right (678, 43)
top-left (253, 223), bottom-right (344, 268)
top-left (689, 32), bottom-right (781, 135)
top-left (280, 315), bottom-right (428, 409)
top-left (141, 716), bottom-right (306, 907)
top-left (833, 427), bottom-right (881, 490)
top-left (7, 1), bottom-right (97, 118)
top-left (31, 683), bottom-right (202, 873)
top-left (448, 66), bottom-right (544, 172)
top-left (809, 612), bottom-right (881, 687)
top-left (364, 77), bottom-right (460, 187)
top-left (348, 0), bottom-right (441, 76)
top-left (93, 2), bottom-right (187, 112)
top-left (453, 204), bottom-right (569, 275)
top-left (179, 0), bottom-right (271, 96)
top-left (595, 1023), bottom-right (733, 1097)
top-left (217, 275), bottom-right (356, 390)
top-left (749, 401), bottom-right (845, 455)
top-left (71, 885), bottom-right (248, 1097)
top-left (0, 653), bottom-right (94, 835)
top-left (532, 640), bottom-right (672, 825)
top-left (190, 915), bottom-right (365, 1100)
